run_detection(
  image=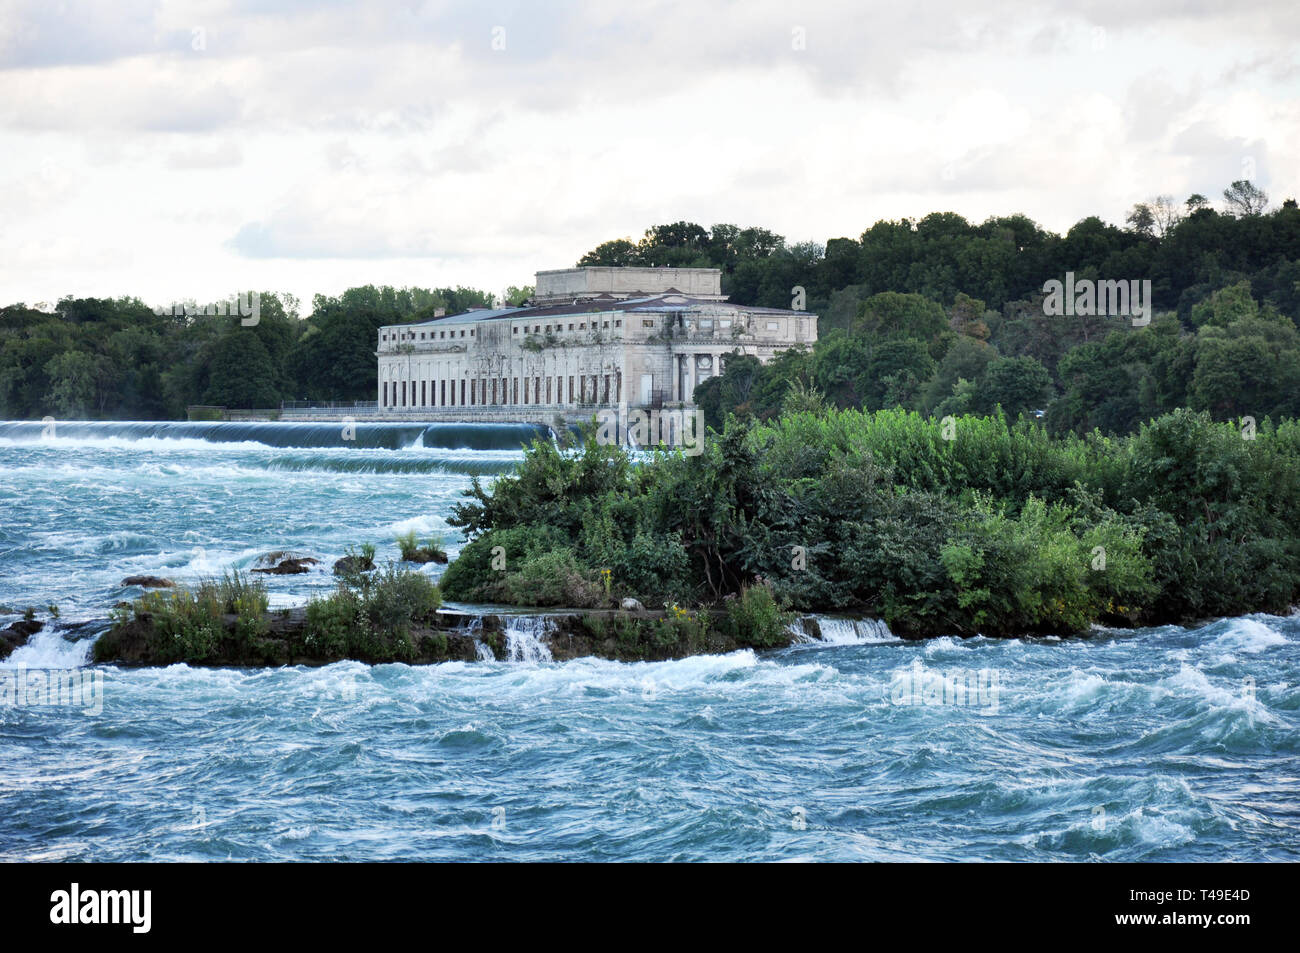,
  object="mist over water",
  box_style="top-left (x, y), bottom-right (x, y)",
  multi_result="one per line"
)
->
top-left (1, 422), bottom-right (1297, 861)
